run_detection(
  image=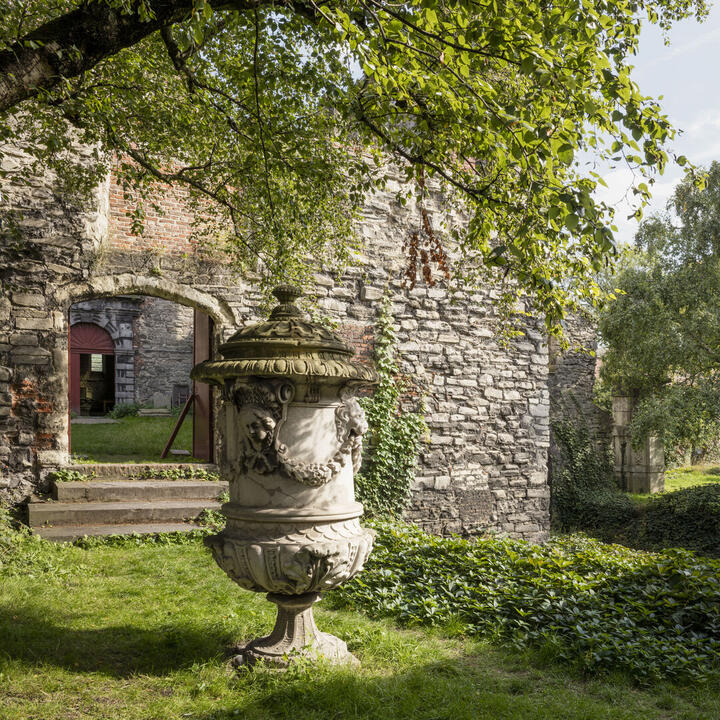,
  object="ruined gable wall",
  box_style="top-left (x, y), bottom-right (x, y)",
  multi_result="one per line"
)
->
top-left (1, 160), bottom-right (550, 541)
